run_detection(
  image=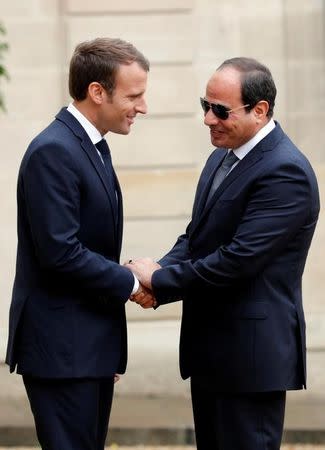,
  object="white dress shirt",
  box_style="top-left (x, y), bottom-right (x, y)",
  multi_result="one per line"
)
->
top-left (228, 119), bottom-right (276, 171)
